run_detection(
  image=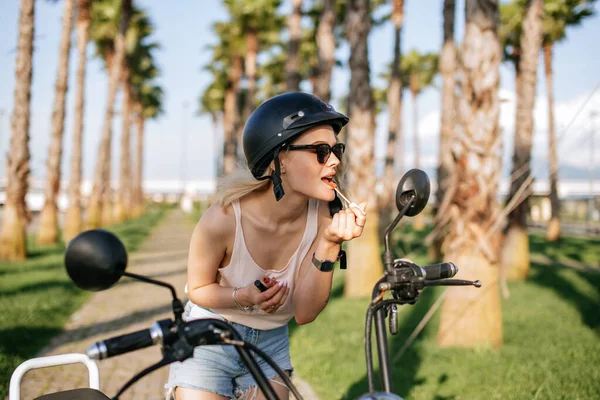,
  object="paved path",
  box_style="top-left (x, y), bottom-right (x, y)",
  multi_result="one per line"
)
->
top-left (15, 209), bottom-right (318, 400)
